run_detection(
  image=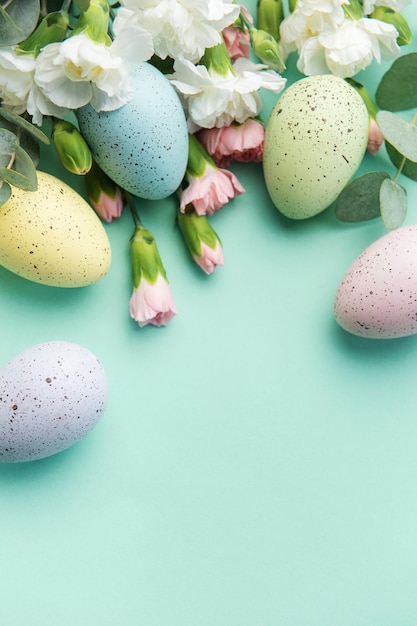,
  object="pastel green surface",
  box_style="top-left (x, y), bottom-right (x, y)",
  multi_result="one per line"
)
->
top-left (2, 5), bottom-right (417, 626)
